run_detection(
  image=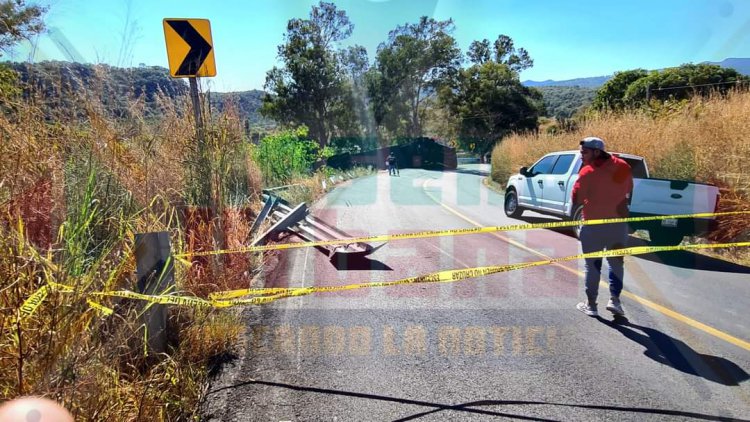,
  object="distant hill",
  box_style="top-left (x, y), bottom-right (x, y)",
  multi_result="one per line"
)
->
top-left (8, 61), bottom-right (188, 118)
top-left (703, 58), bottom-right (750, 76)
top-left (5, 61), bottom-right (272, 128)
top-left (7, 58), bottom-right (748, 129)
top-left (523, 76), bottom-right (611, 88)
